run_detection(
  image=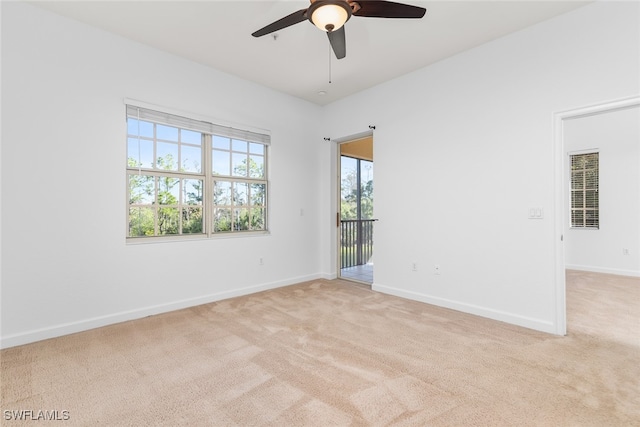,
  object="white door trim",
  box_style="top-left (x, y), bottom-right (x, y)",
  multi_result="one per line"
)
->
top-left (553, 95), bottom-right (640, 335)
